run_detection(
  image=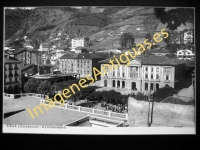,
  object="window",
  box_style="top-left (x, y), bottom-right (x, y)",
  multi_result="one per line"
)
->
top-left (156, 74), bottom-right (159, 79)
top-left (113, 70), bottom-right (115, 76)
top-left (145, 74), bottom-right (148, 79)
top-left (151, 74), bottom-right (153, 79)
top-left (122, 73), bottom-right (125, 77)
top-left (151, 67), bottom-right (153, 72)
top-left (179, 52), bottom-right (181, 54)
top-left (145, 67), bottom-right (148, 72)
top-left (156, 67), bottom-right (159, 72)
top-left (164, 67), bottom-right (171, 73)
top-left (166, 75), bottom-right (169, 80)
